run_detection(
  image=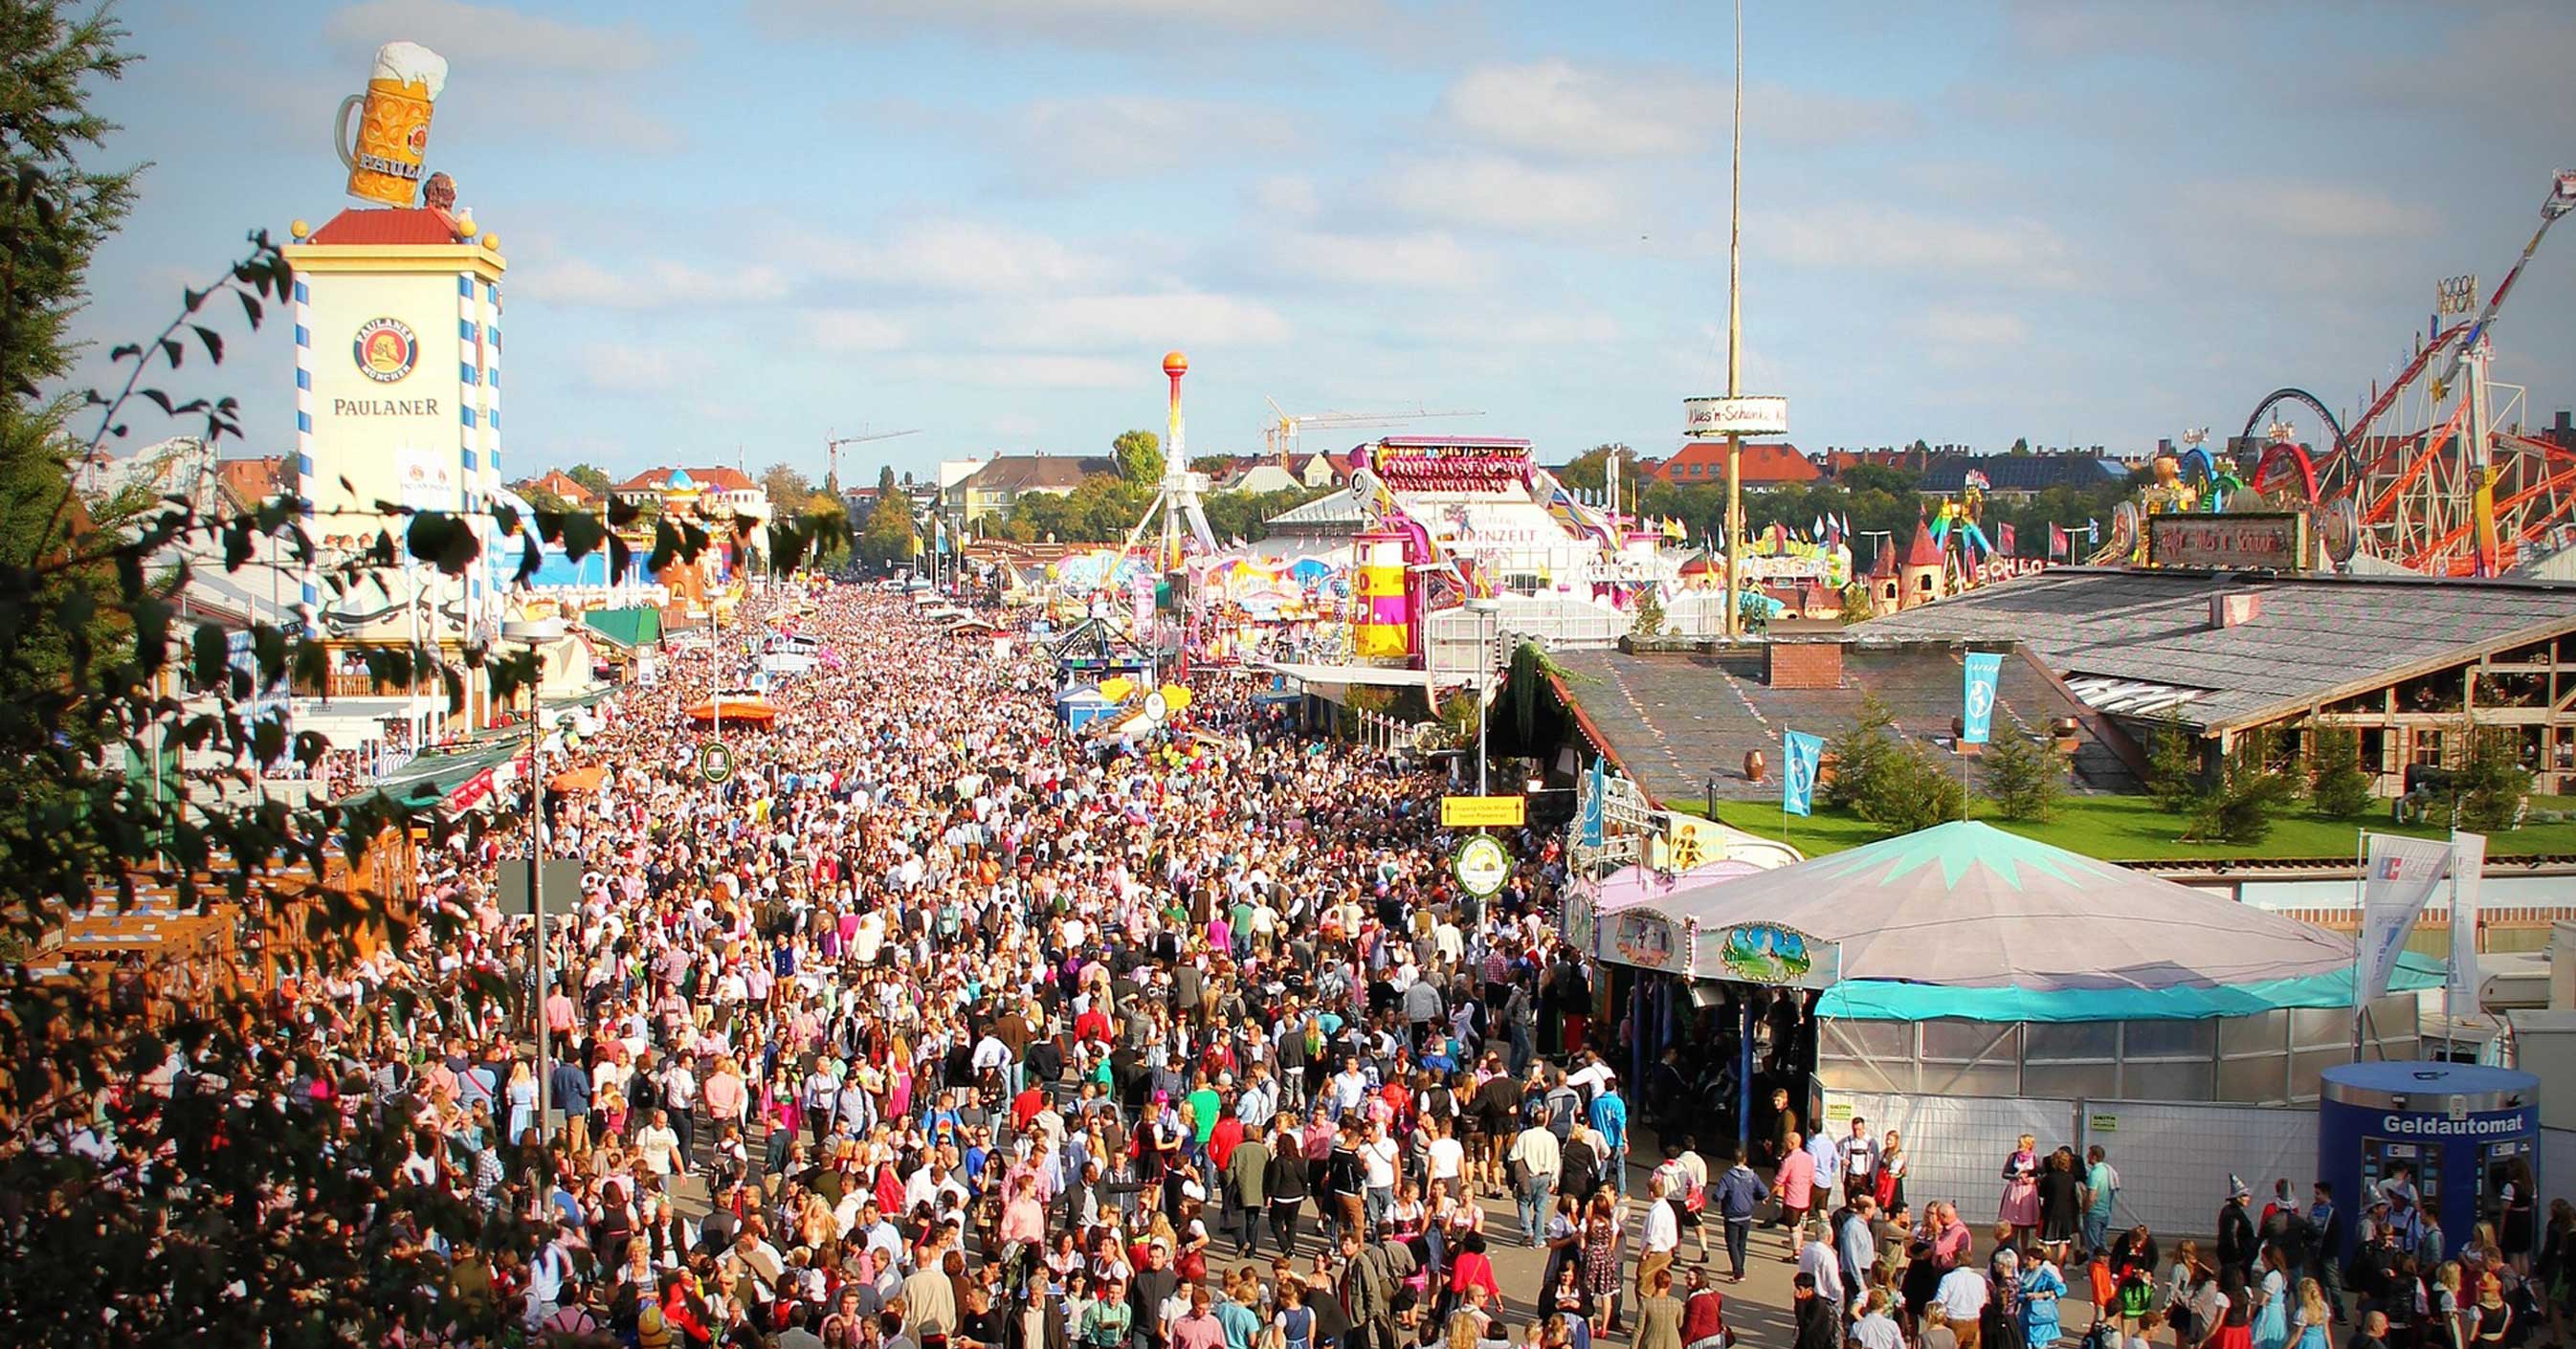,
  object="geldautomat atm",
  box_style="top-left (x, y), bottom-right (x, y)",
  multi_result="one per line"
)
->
top-left (2318, 1060), bottom-right (2539, 1261)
